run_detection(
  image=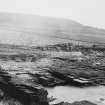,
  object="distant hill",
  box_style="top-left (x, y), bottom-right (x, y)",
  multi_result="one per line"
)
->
top-left (0, 12), bottom-right (105, 46)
